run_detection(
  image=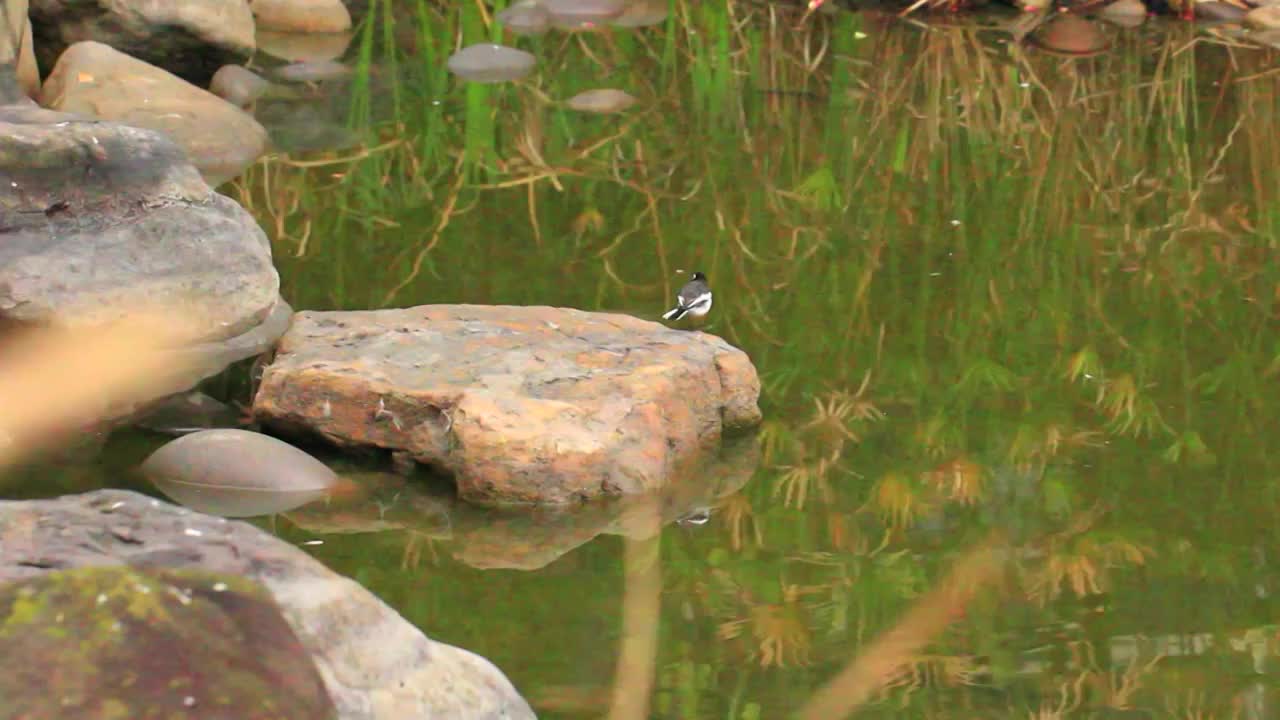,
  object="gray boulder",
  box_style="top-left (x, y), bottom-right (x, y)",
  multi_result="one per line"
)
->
top-left (0, 490), bottom-right (536, 720)
top-left (0, 85), bottom-right (286, 409)
top-left (0, 100), bottom-right (278, 342)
